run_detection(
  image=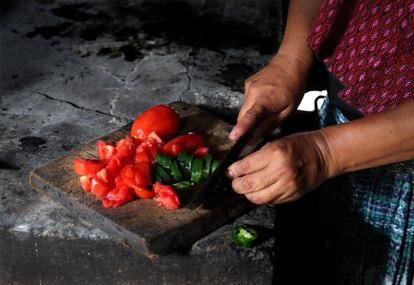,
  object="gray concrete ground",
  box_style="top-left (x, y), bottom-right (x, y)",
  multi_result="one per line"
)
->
top-left (0, 0), bottom-right (284, 284)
